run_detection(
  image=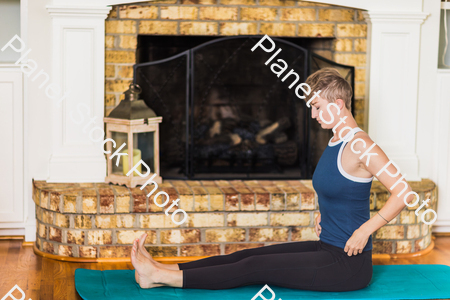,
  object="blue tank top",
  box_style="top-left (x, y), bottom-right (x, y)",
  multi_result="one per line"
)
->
top-left (312, 127), bottom-right (373, 251)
